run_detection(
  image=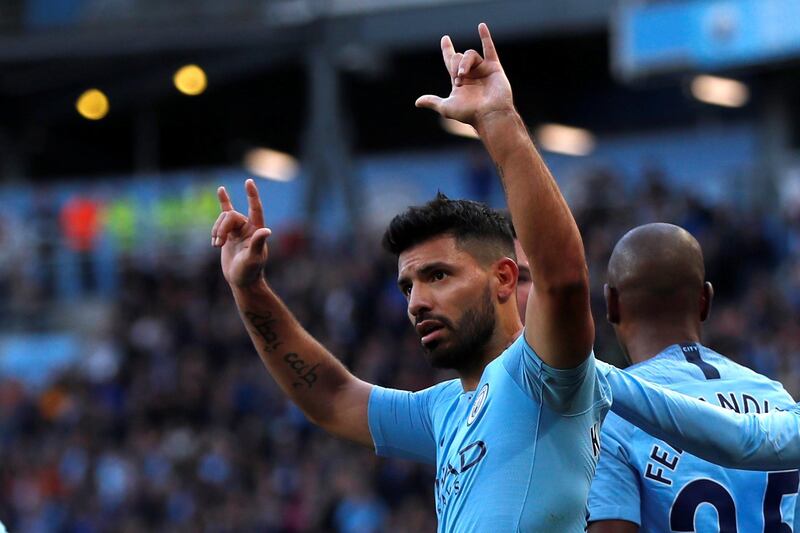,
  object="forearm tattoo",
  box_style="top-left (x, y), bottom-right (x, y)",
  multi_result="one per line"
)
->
top-left (244, 311), bottom-right (319, 389)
